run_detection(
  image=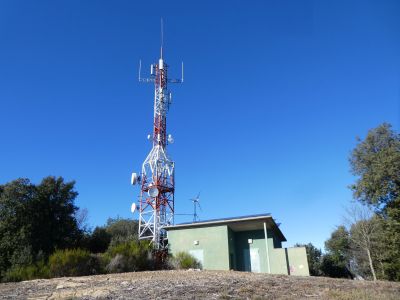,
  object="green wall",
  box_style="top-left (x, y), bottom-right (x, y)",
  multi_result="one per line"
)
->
top-left (233, 230), bottom-right (268, 273)
top-left (287, 247), bottom-right (310, 276)
top-left (167, 223), bottom-right (309, 276)
top-left (269, 248), bottom-right (288, 275)
top-left (167, 225), bottom-right (230, 270)
top-left (266, 229), bottom-right (288, 275)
